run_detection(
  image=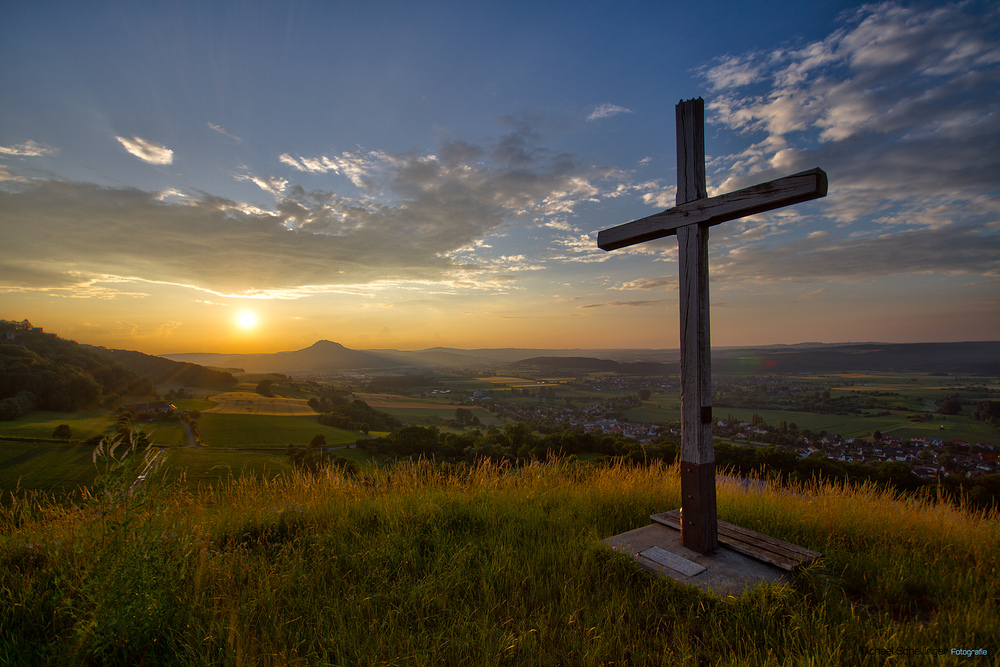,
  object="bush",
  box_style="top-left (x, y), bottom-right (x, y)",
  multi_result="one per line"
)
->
top-left (0, 390), bottom-right (36, 420)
